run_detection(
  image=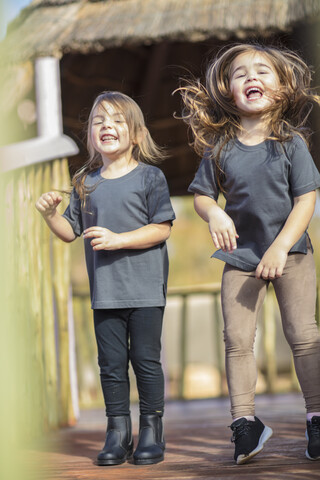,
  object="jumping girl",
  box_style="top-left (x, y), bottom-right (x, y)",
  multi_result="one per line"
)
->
top-left (36, 91), bottom-right (175, 466)
top-left (181, 43), bottom-right (320, 464)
